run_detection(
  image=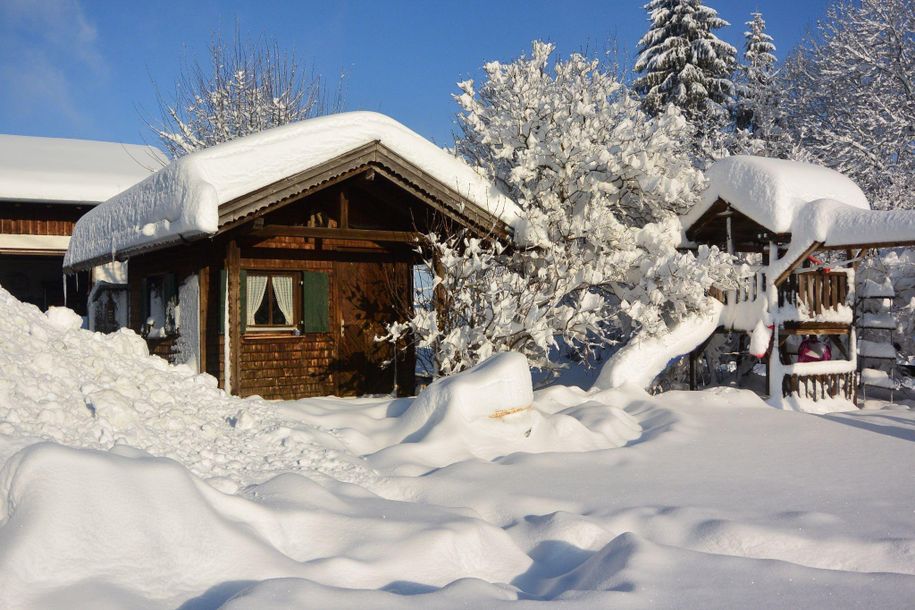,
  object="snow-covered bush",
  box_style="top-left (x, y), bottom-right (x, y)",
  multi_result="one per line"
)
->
top-left (153, 31), bottom-right (343, 157)
top-left (384, 42), bottom-right (741, 376)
